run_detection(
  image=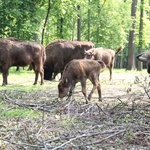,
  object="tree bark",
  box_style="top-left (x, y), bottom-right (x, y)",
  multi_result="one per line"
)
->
top-left (41, 0), bottom-right (51, 45)
top-left (127, 0), bottom-right (138, 70)
top-left (57, 17), bottom-right (64, 39)
top-left (137, 0), bottom-right (144, 71)
top-left (77, 5), bottom-right (81, 41)
top-left (88, 0), bottom-right (90, 41)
